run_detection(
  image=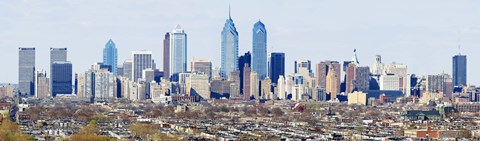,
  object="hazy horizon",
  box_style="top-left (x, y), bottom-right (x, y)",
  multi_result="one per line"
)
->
top-left (2, 0), bottom-right (480, 85)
